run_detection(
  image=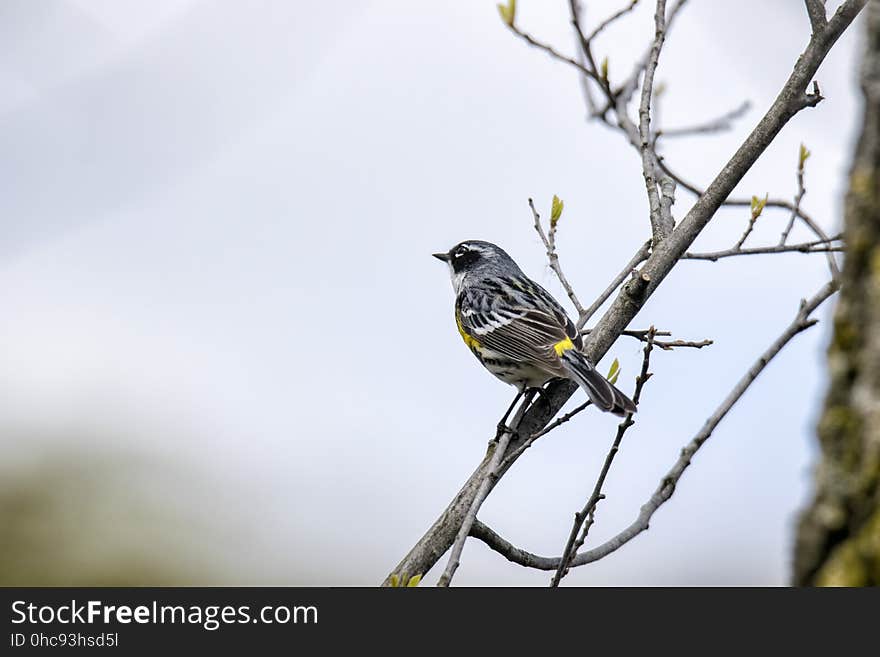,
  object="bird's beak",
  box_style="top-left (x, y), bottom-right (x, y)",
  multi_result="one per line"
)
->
top-left (432, 252), bottom-right (450, 262)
